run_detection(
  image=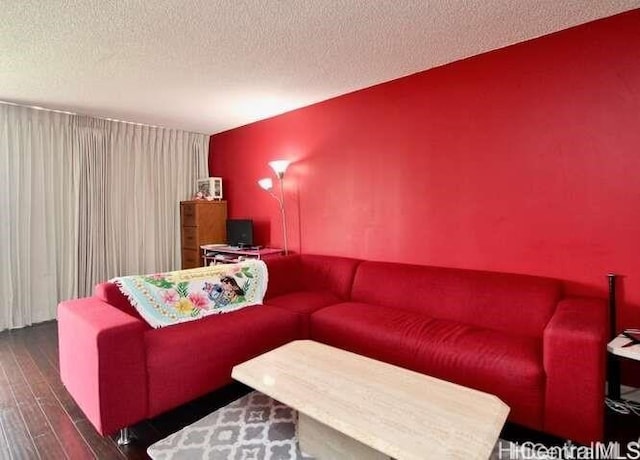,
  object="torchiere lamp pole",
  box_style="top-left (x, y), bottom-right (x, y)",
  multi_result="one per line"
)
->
top-left (258, 160), bottom-right (290, 255)
top-left (607, 273), bottom-right (621, 400)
